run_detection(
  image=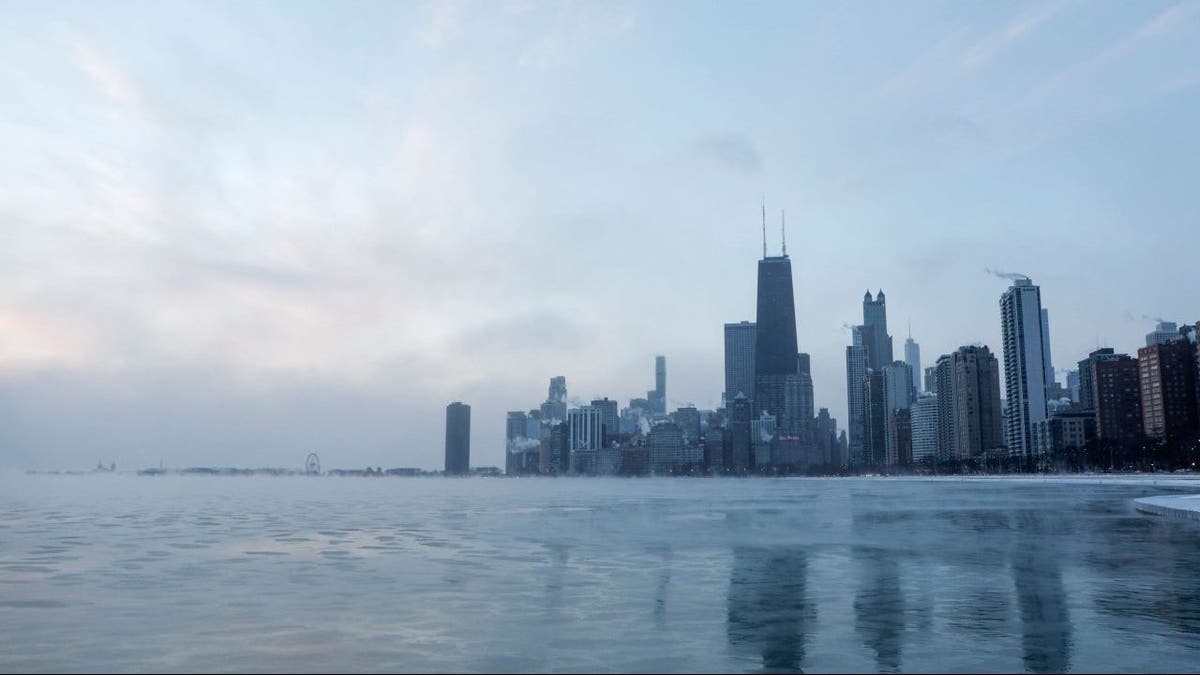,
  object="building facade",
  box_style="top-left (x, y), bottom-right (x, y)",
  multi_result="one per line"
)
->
top-left (1138, 340), bottom-right (1199, 444)
top-left (444, 402), bottom-right (471, 475)
top-left (1001, 278), bottom-right (1052, 464)
top-left (724, 321), bottom-right (756, 405)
